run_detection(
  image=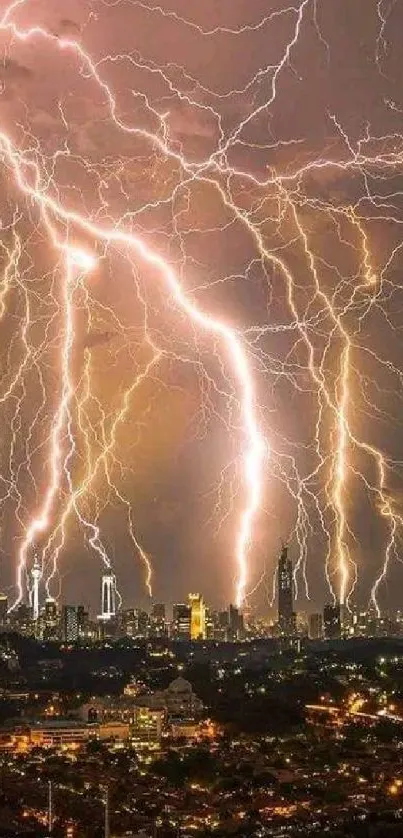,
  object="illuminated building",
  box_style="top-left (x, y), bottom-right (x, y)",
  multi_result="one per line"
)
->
top-left (100, 569), bottom-right (117, 620)
top-left (45, 597), bottom-right (57, 621)
top-left (43, 597), bottom-right (59, 640)
top-left (119, 608), bottom-right (136, 638)
top-left (150, 602), bottom-right (167, 637)
top-left (170, 720), bottom-right (198, 739)
top-left (120, 608), bottom-right (150, 638)
top-left (29, 720), bottom-right (90, 750)
top-left (348, 609), bottom-right (373, 637)
top-left (31, 551), bottom-right (42, 621)
top-left (148, 677), bottom-right (203, 720)
top-left (215, 609), bottom-right (230, 641)
top-left (205, 606), bottom-right (214, 639)
top-left (309, 612), bottom-right (323, 640)
top-left (98, 721), bottom-right (130, 742)
top-left (137, 609), bottom-right (150, 637)
top-left (172, 603), bottom-right (191, 640)
top-left (324, 602), bottom-right (341, 639)
top-left (130, 706), bottom-right (165, 751)
top-left (188, 593), bottom-right (206, 640)
top-left (228, 604), bottom-right (244, 640)
top-left (278, 544), bottom-right (296, 635)
top-left (11, 603), bottom-right (34, 637)
top-left (62, 605), bottom-right (87, 642)
top-left (0, 594), bottom-right (8, 625)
